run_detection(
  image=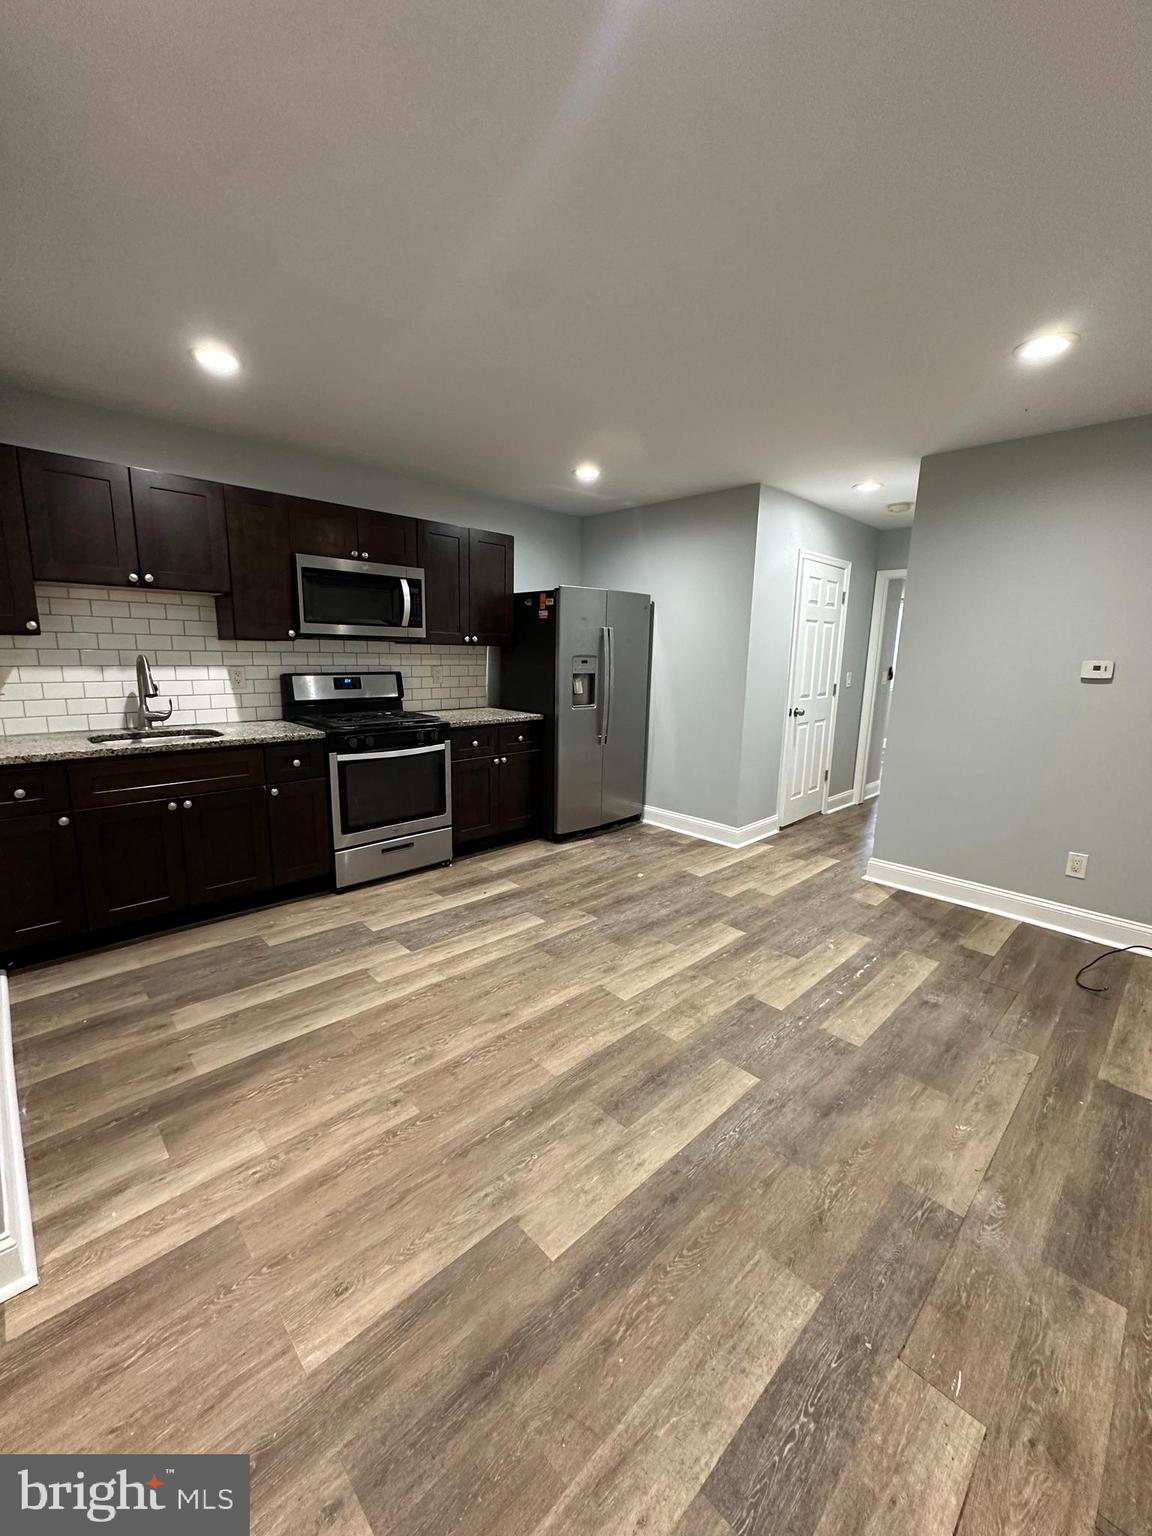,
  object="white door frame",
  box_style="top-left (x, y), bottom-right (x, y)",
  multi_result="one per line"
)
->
top-left (852, 567), bottom-right (907, 805)
top-left (776, 549), bottom-right (852, 826)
